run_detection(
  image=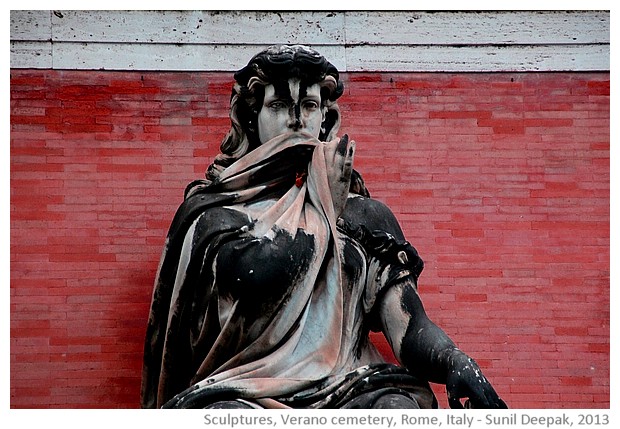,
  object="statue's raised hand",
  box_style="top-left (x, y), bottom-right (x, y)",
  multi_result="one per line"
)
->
top-left (324, 134), bottom-right (355, 218)
top-left (446, 350), bottom-right (508, 409)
